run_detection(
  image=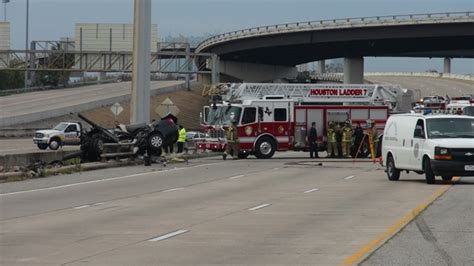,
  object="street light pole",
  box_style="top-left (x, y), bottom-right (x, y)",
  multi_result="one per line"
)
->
top-left (2, 1), bottom-right (6, 22)
top-left (130, 0), bottom-right (151, 124)
top-left (24, 0), bottom-right (29, 91)
top-left (2, 0), bottom-right (8, 22)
